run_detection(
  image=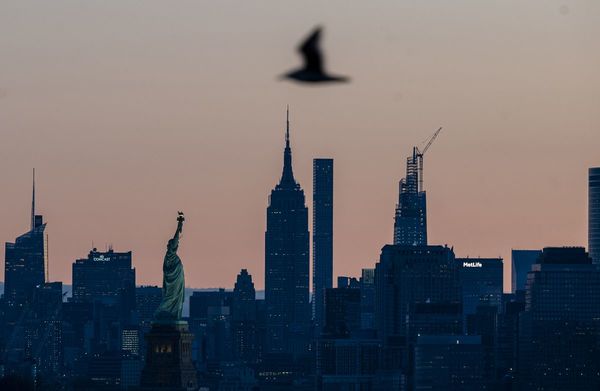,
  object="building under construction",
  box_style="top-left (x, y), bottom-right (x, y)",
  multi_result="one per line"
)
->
top-left (393, 128), bottom-right (441, 246)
